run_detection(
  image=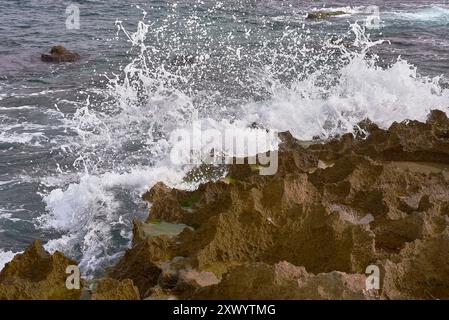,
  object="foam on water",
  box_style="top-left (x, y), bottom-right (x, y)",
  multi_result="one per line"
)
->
top-left (392, 5), bottom-right (449, 22)
top-left (246, 53), bottom-right (449, 139)
top-left (0, 250), bottom-right (17, 271)
top-left (244, 23), bottom-right (448, 139)
top-left (32, 10), bottom-right (449, 276)
top-left (0, 131), bottom-right (46, 145)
